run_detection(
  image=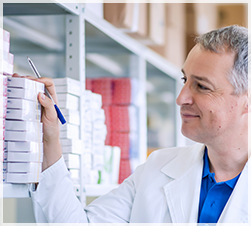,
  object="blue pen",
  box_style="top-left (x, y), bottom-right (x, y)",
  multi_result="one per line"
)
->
top-left (27, 57), bottom-right (66, 125)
